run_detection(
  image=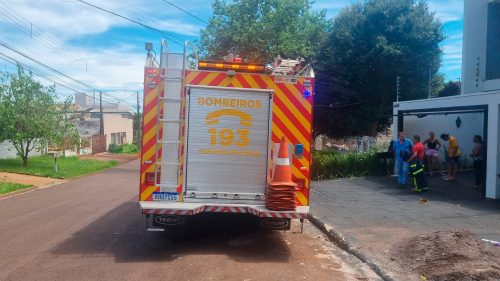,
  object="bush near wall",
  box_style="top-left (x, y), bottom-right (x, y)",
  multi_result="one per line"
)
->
top-left (312, 150), bottom-right (392, 180)
top-left (108, 144), bottom-right (139, 154)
